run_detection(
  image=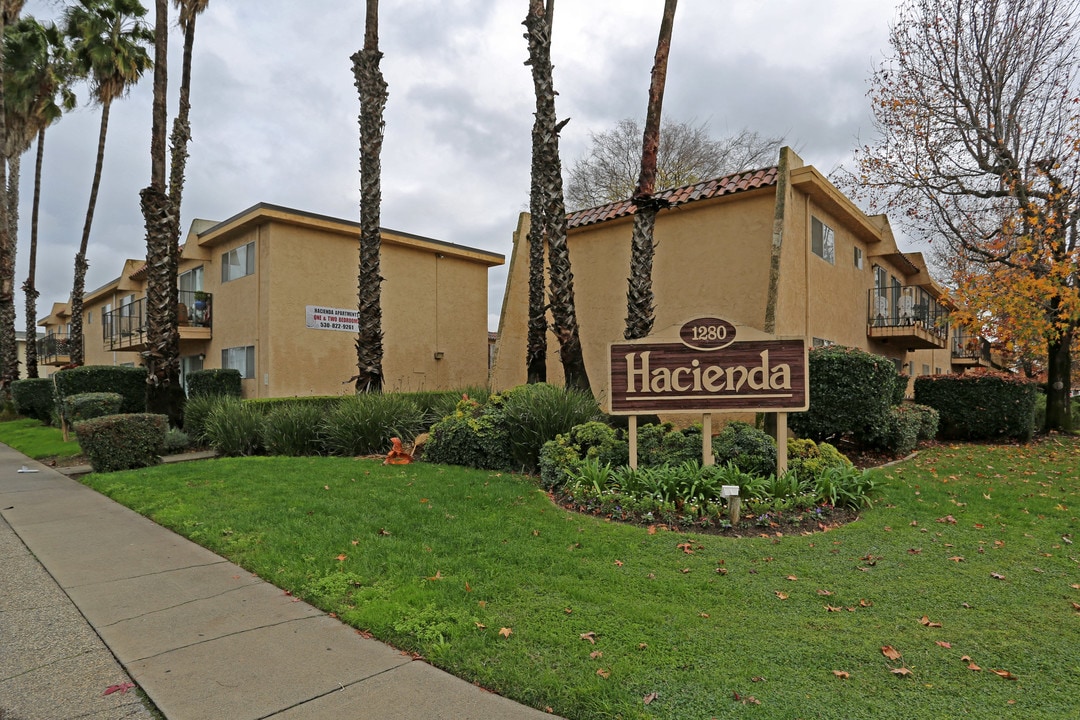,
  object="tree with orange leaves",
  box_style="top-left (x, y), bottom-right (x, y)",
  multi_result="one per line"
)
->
top-left (850, 0), bottom-right (1080, 432)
